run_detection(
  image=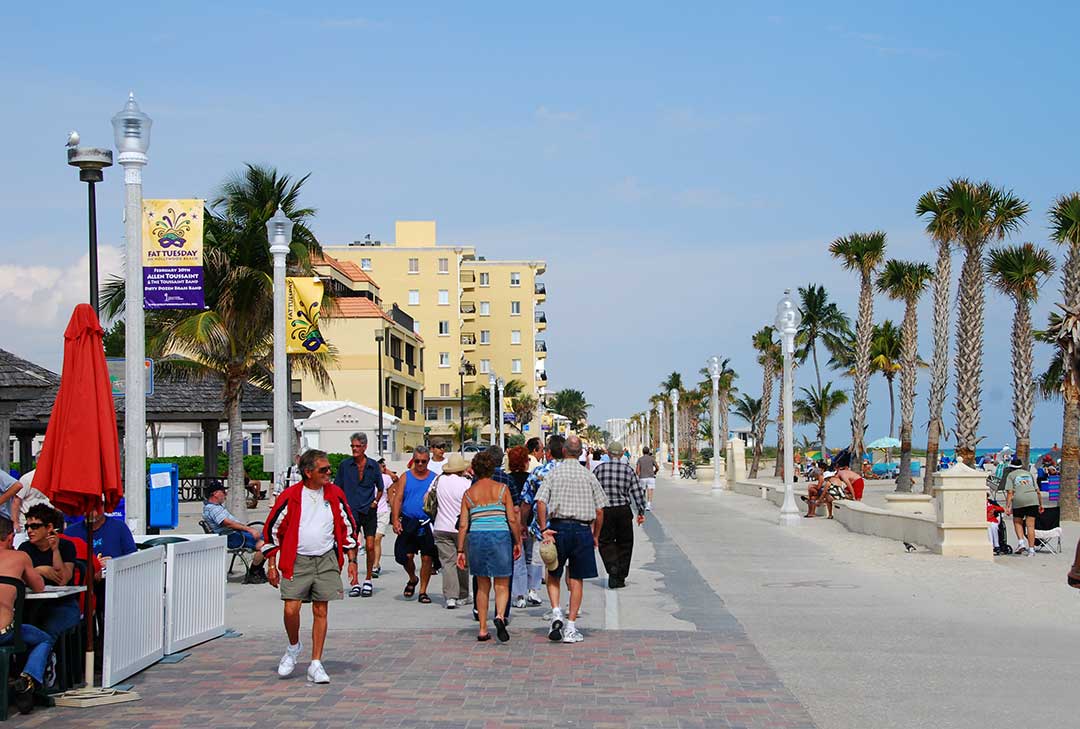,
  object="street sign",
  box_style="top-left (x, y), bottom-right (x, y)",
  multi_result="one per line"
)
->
top-left (107, 358), bottom-right (154, 397)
